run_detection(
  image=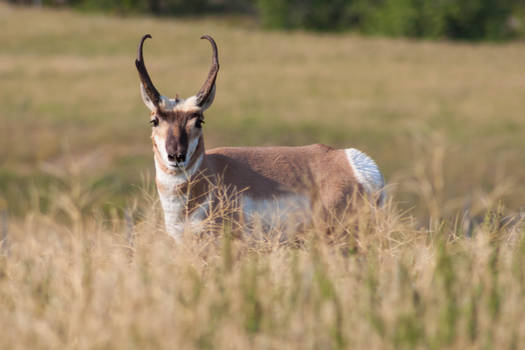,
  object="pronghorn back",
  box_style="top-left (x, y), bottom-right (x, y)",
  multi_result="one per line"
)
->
top-left (205, 144), bottom-right (384, 209)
